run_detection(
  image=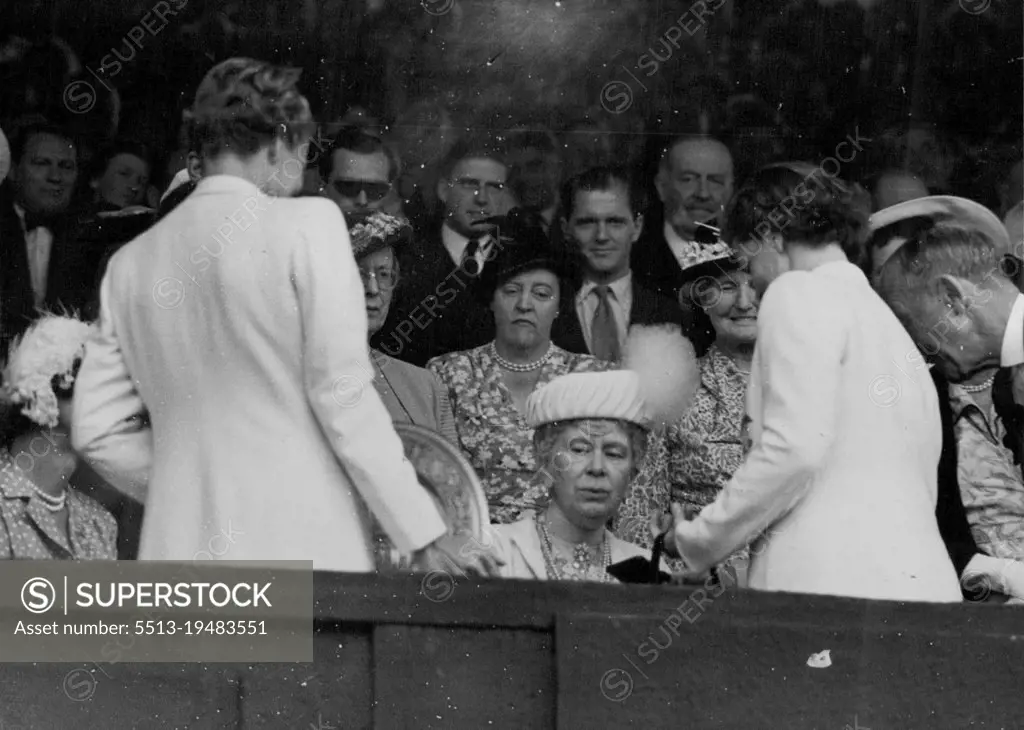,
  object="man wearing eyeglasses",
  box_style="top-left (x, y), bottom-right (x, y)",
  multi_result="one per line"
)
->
top-left (379, 136), bottom-right (513, 366)
top-left (320, 126), bottom-right (401, 217)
